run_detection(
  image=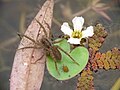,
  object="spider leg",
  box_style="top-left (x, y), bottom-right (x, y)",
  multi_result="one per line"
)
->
top-left (18, 33), bottom-right (23, 39)
top-left (54, 61), bottom-right (60, 75)
top-left (44, 21), bottom-right (52, 39)
top-left (17, 46), bottom-right (41, 50)
top-left (56, 46), bottom-right (79, 66)
top-left (17, 32), bottom-right (39, 45)
top-left (31, 54), bottom-right (45, 64)
top-left (48, 49), bottom-right (60, 75)
top-left (35, 18), bottom-right (48, 38)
